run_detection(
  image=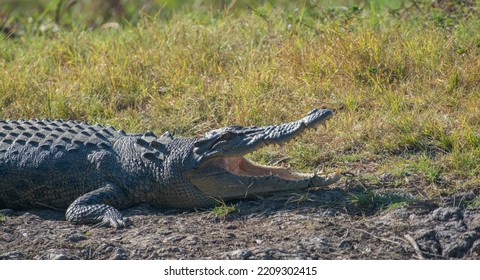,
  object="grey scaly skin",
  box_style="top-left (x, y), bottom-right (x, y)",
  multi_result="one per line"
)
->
top-left (0, 109), bottom-right (340, 227)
